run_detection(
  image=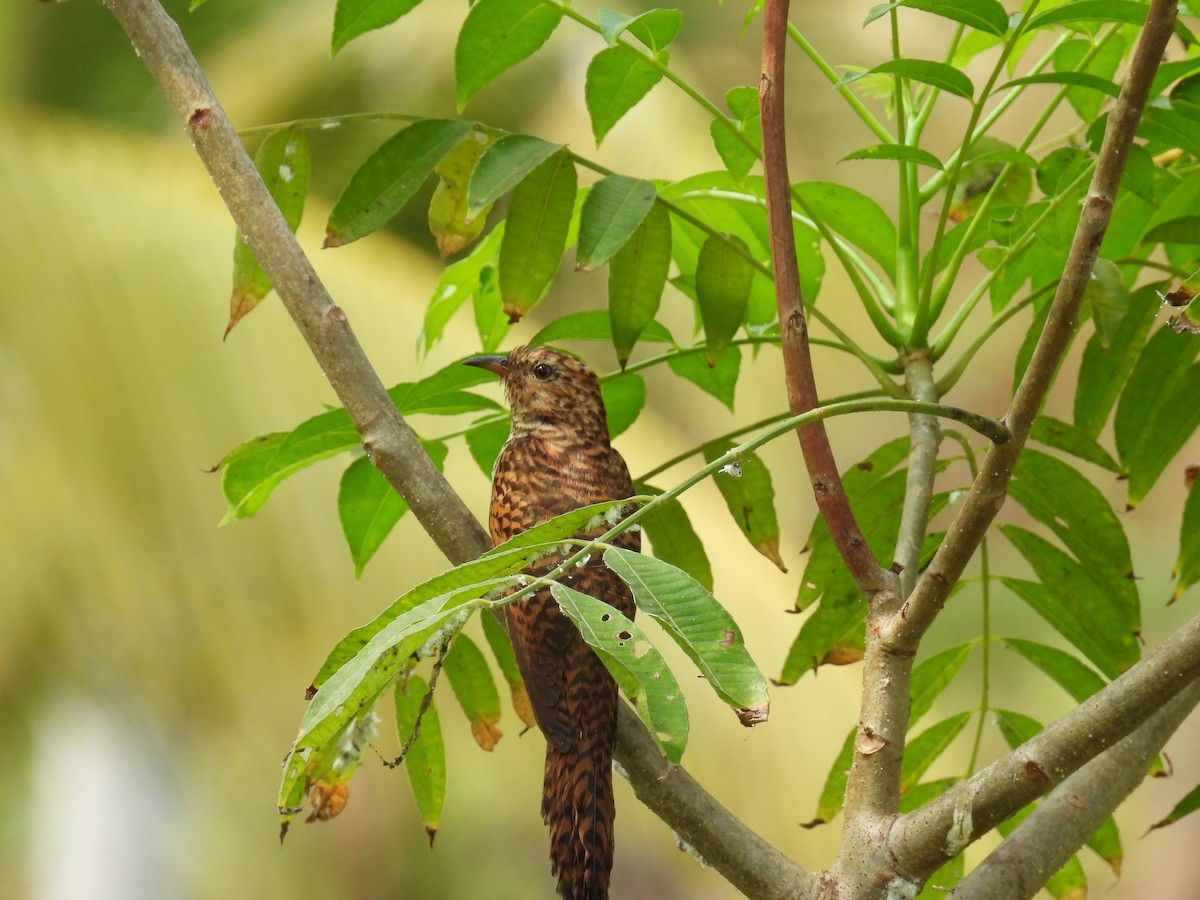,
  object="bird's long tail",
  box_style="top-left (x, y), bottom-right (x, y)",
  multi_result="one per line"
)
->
top-left (542, 643), bottom-right (618, 900)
